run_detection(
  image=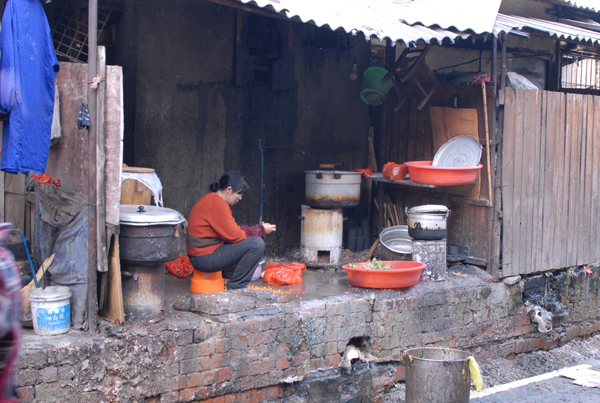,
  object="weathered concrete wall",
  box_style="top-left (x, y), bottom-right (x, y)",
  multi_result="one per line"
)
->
top-left (115, 0), bottom-right (371, 255)
top-left (16, 266), bottom-right (600, 402)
